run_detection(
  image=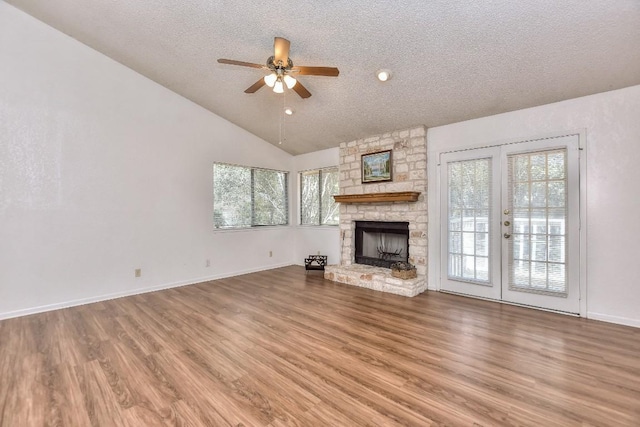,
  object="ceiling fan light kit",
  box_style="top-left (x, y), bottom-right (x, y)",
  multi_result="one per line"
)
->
top-left (218, 37), bottom-right (339, 99)
top-left (264, 73), bottom-right (278, 87)
top-left (273, 79), bottom-right (284, 93)
top-left (264, 72), bottom-right (296, 93)
top-left (283, 74), bottom-right (297, 89)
